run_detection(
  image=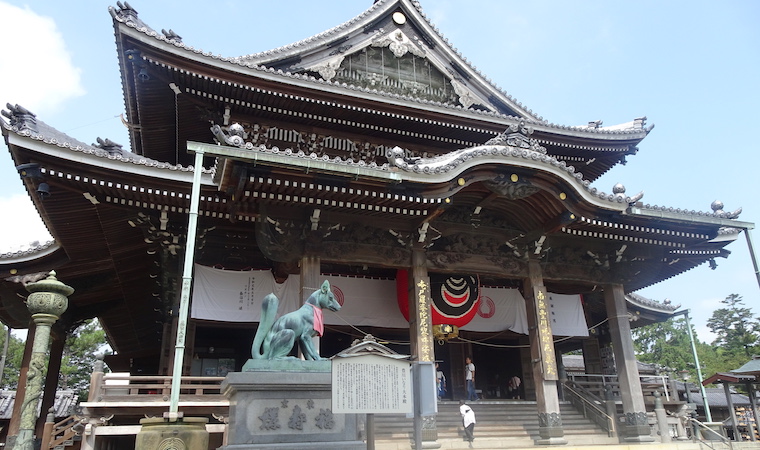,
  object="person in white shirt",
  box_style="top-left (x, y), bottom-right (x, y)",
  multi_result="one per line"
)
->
top-left (459, 399), bottom-right (476, 443)
top-left (465, 356), bottom-right (477, 401)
